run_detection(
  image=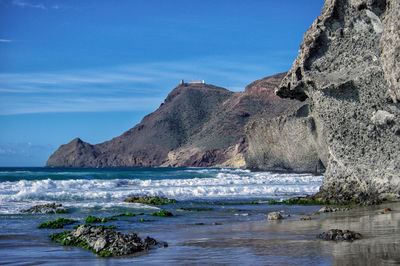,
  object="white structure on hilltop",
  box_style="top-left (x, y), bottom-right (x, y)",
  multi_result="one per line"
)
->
top-left (180, 79), bottom-right (205, 85)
